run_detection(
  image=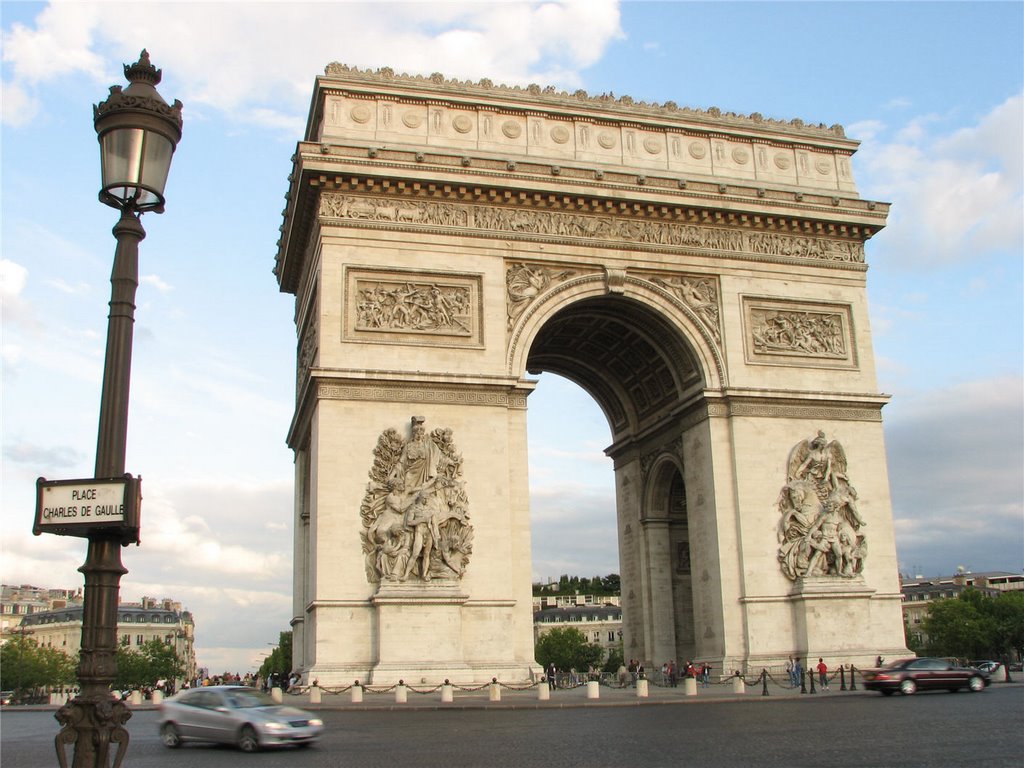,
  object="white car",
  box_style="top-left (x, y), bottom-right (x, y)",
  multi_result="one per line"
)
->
top-left (158, 686), bottom-right (323, 752)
